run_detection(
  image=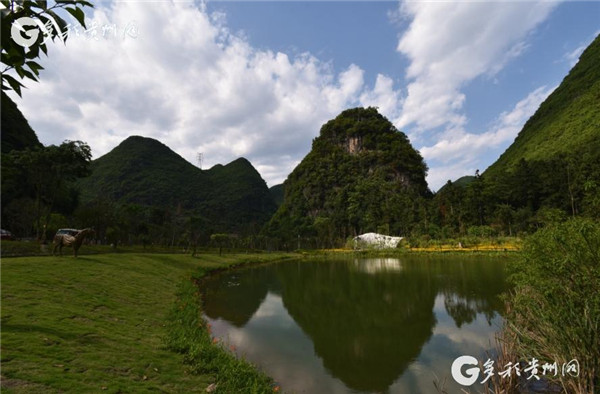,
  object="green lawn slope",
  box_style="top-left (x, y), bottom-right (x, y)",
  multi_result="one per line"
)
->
top-left (1, 252), bottom-right (291, 393)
